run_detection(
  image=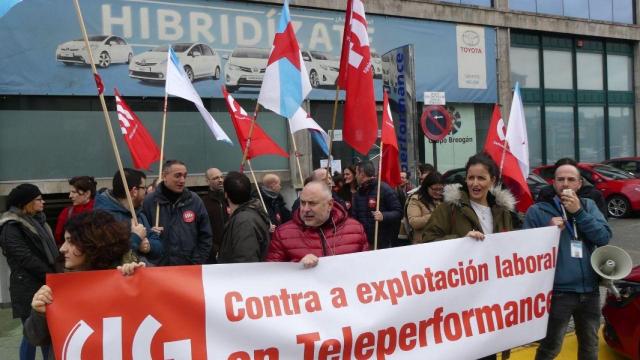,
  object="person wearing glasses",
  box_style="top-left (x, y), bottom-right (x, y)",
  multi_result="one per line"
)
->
top-left (95, 168), bottom-right (163, 264)
top-left (0, 184), bottom-right (60, 360)
top-left (406, 172), bottom-right (444, 244)
top-left (201, 167), bottom-right (228, 264)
